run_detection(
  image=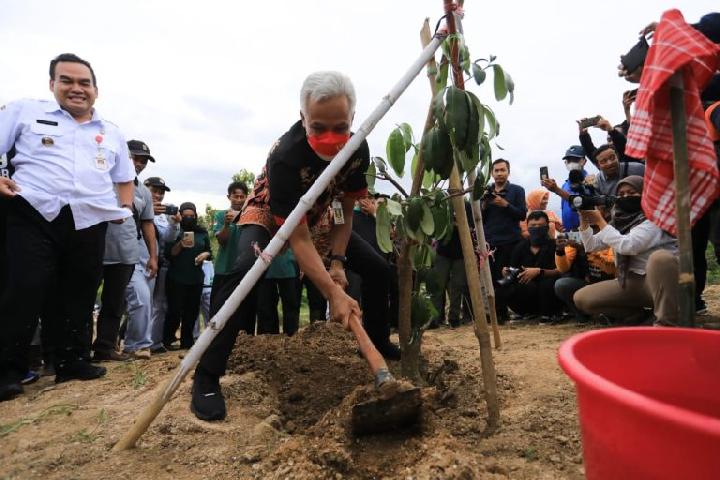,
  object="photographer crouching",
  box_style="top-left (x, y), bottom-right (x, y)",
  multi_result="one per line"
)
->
top-left (573, 176), bottom-right (679, 326)
top-left (495, 211), bottom-right (563, 322)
